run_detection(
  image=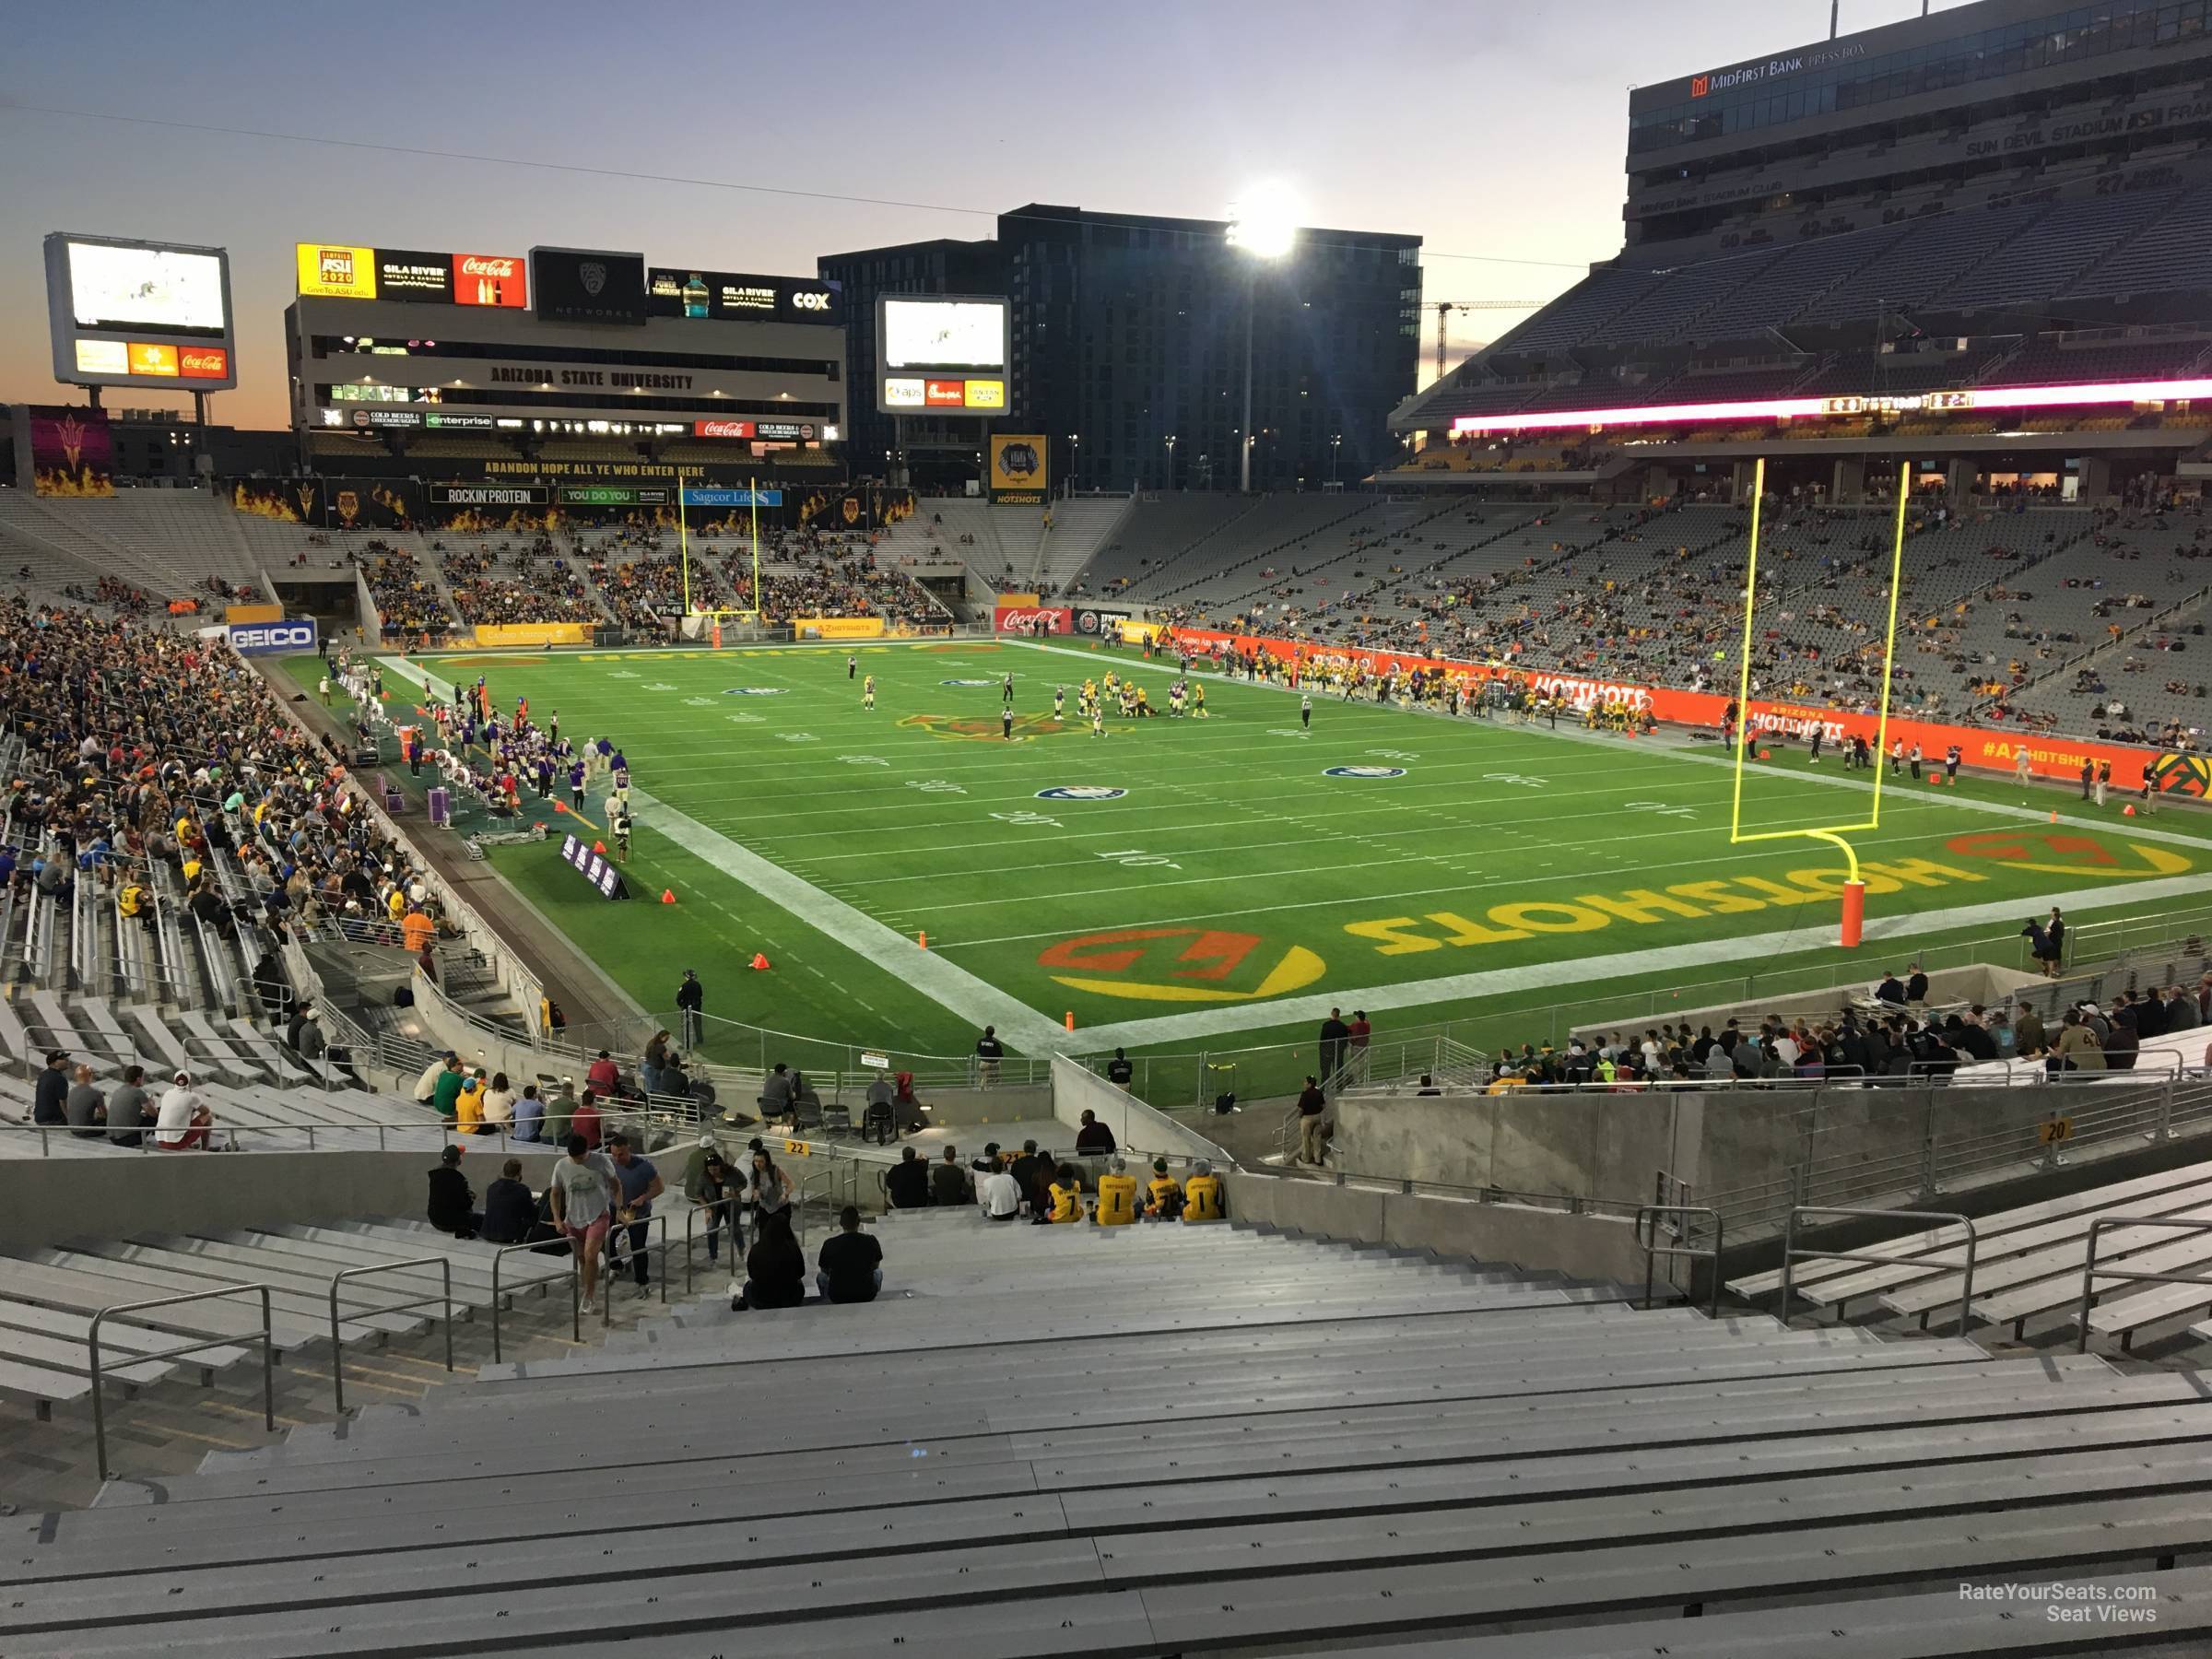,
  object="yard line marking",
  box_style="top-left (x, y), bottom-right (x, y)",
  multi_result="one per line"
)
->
top-left (1070, 866), bottom-right (2212, 1053)
top-left (619, 783), bottom-right (1067, 1053)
